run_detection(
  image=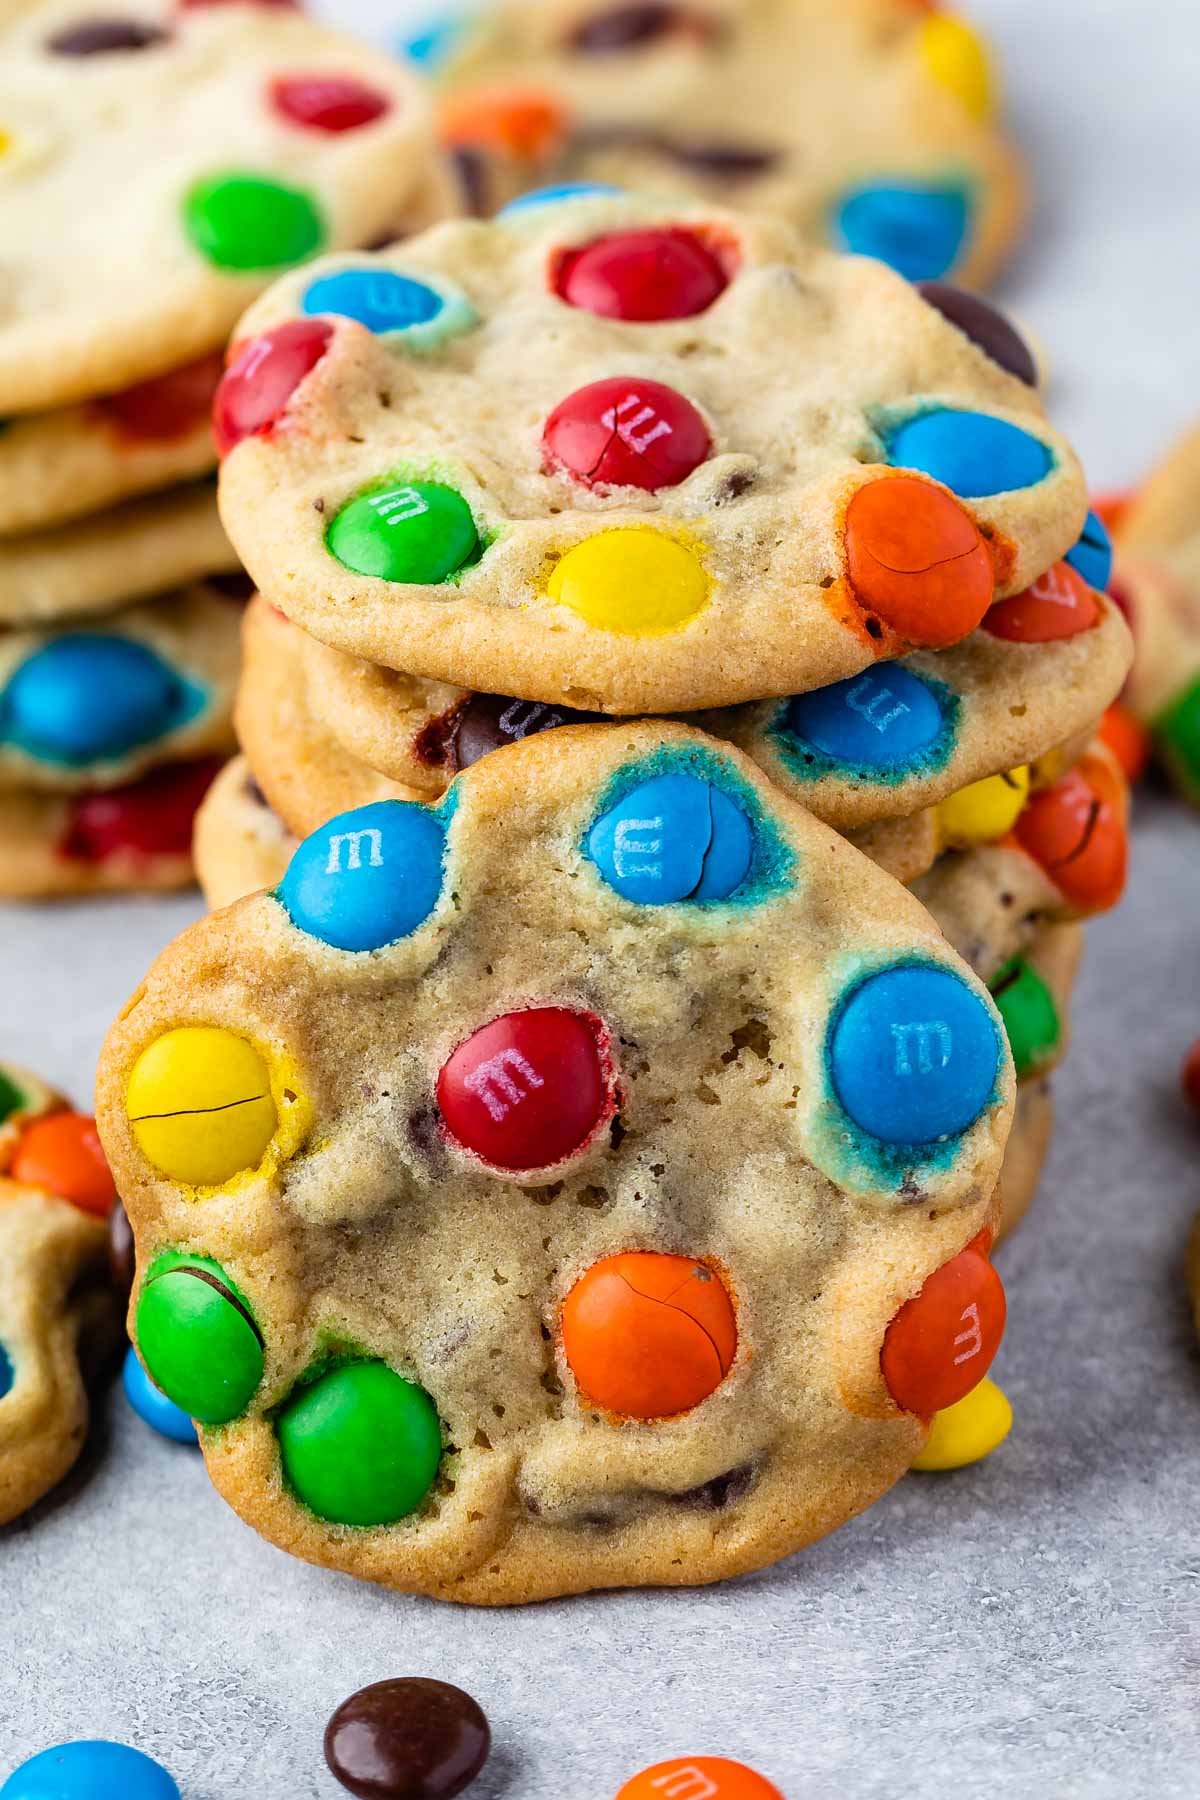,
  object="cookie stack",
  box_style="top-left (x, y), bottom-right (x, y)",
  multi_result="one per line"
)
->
top-left (0, 0), bottom-right (453, 897)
